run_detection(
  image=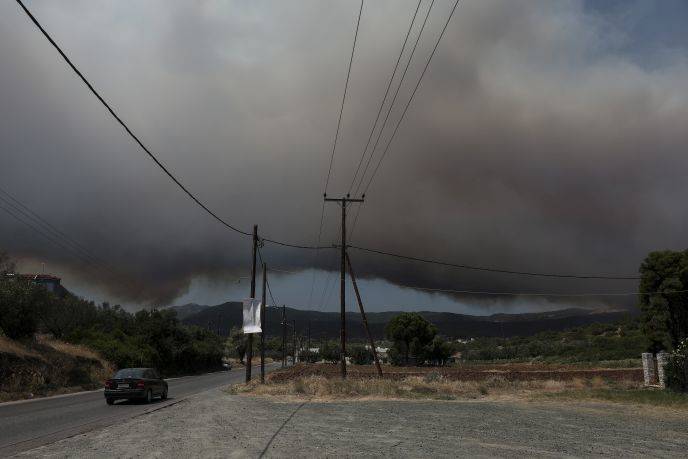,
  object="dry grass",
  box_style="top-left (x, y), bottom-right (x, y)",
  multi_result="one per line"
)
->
top-left (229, 374), bottom-right (641, 402)
top-left (0, 336), bottom-right (43, 360)
top-left (36, 335), bottom-right (103, 362)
